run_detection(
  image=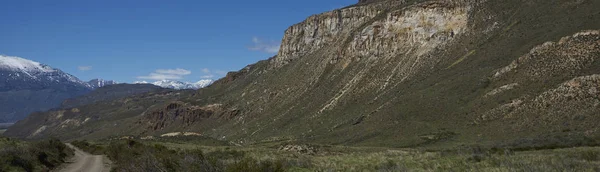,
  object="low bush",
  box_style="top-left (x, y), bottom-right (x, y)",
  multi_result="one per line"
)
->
top-left (0, 138), bottom-right (73, 171)
top-left (75, 140), bottom-right (287, 172)
top-left (71, 140), bottom-right (105, 155)
top-left (226, 157), bottom-right (285, 172)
